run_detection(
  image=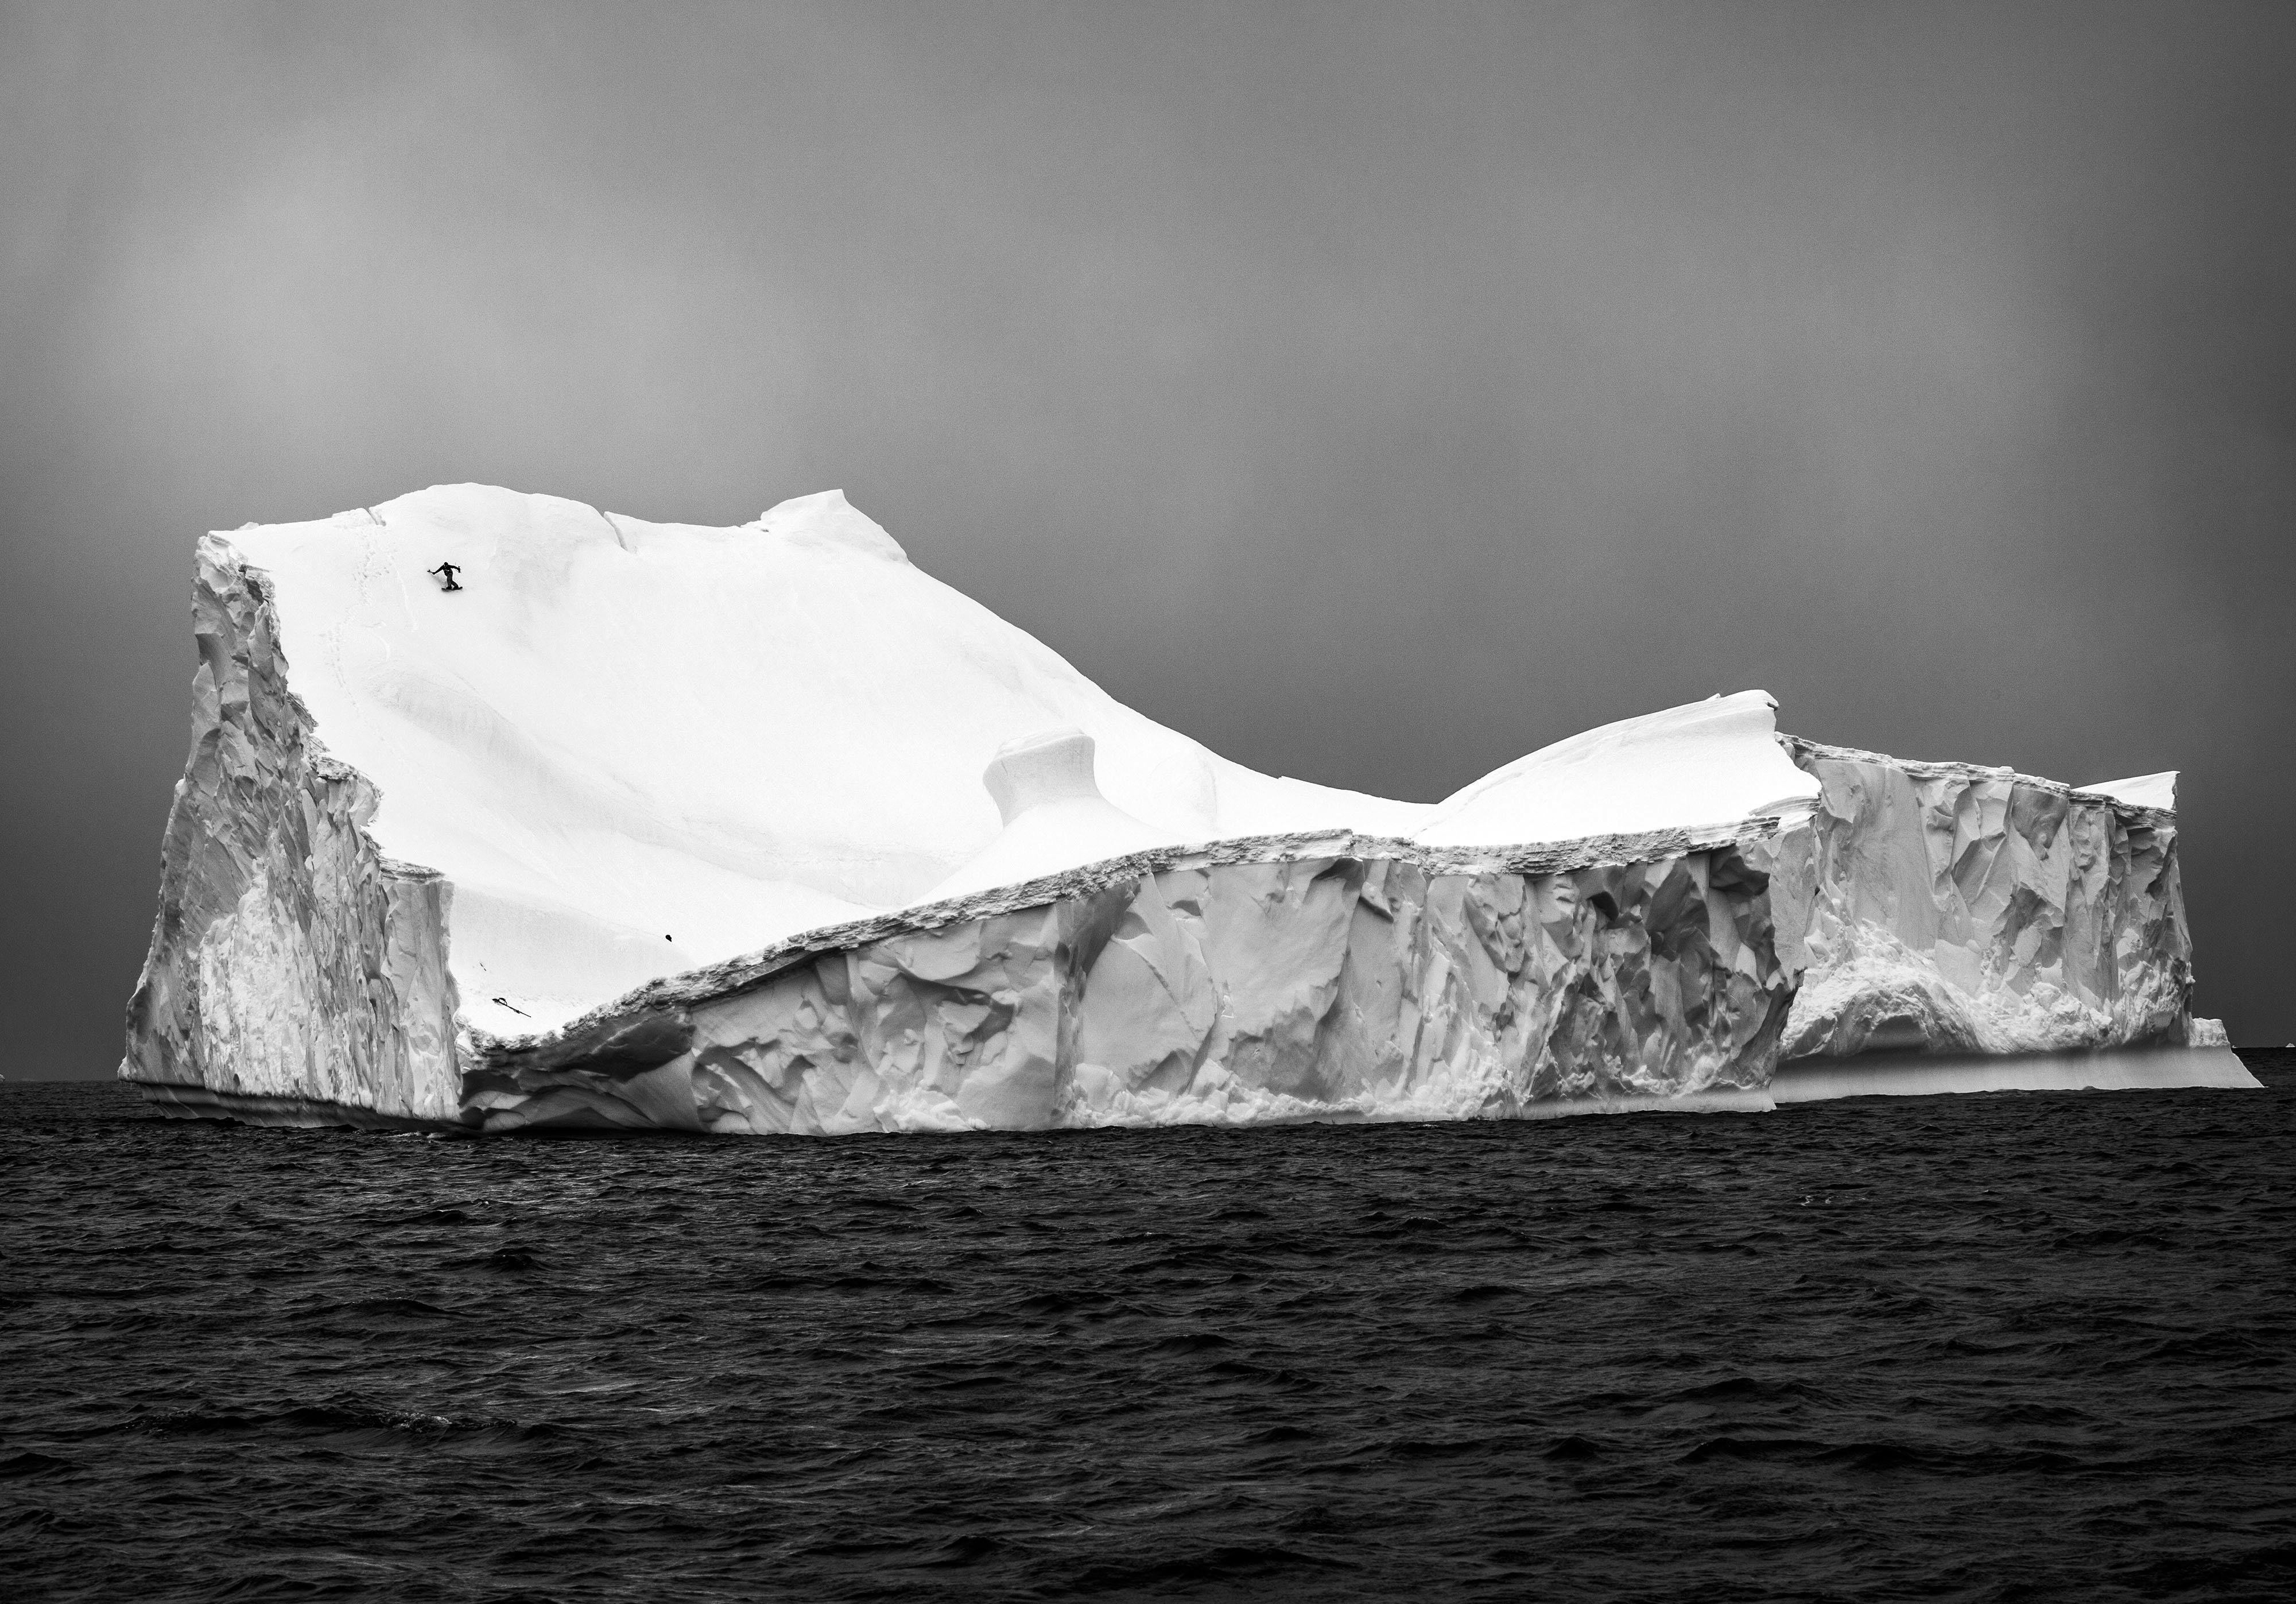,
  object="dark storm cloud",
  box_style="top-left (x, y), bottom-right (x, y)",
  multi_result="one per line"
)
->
top-left (5, 0), bottom-right (2292, 1071)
